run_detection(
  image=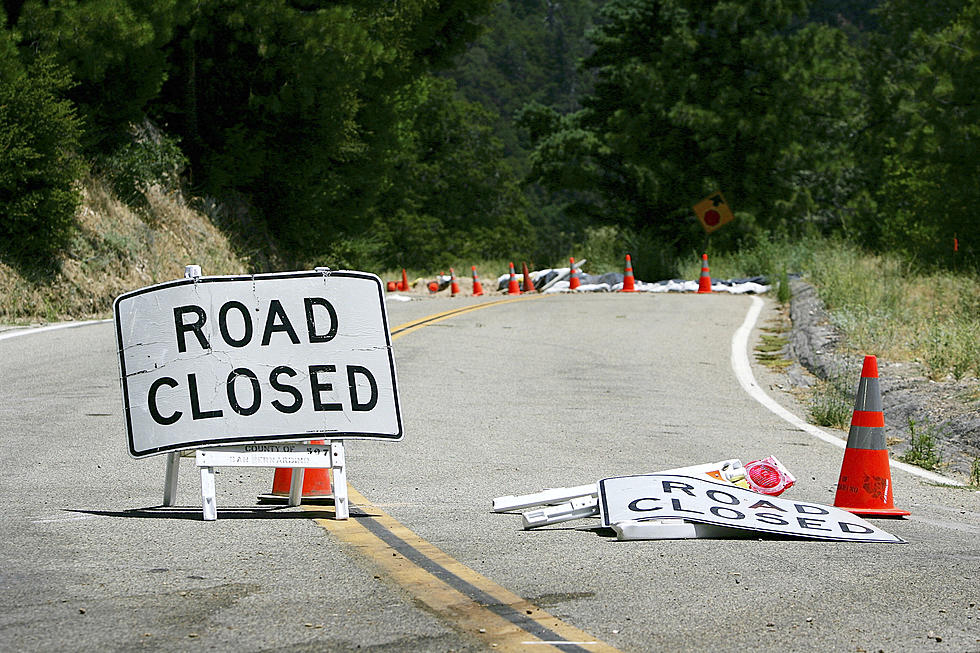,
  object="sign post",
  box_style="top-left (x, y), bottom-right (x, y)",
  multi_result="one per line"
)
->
top-left (114, 265), bottom-right (402, 520)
